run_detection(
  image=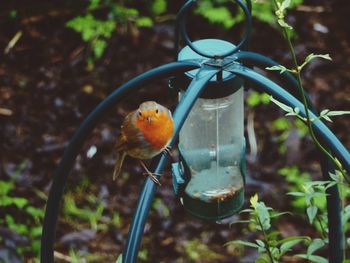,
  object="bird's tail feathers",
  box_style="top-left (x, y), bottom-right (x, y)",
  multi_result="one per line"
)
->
top-left (113, 151), bottom-right (126, 180)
